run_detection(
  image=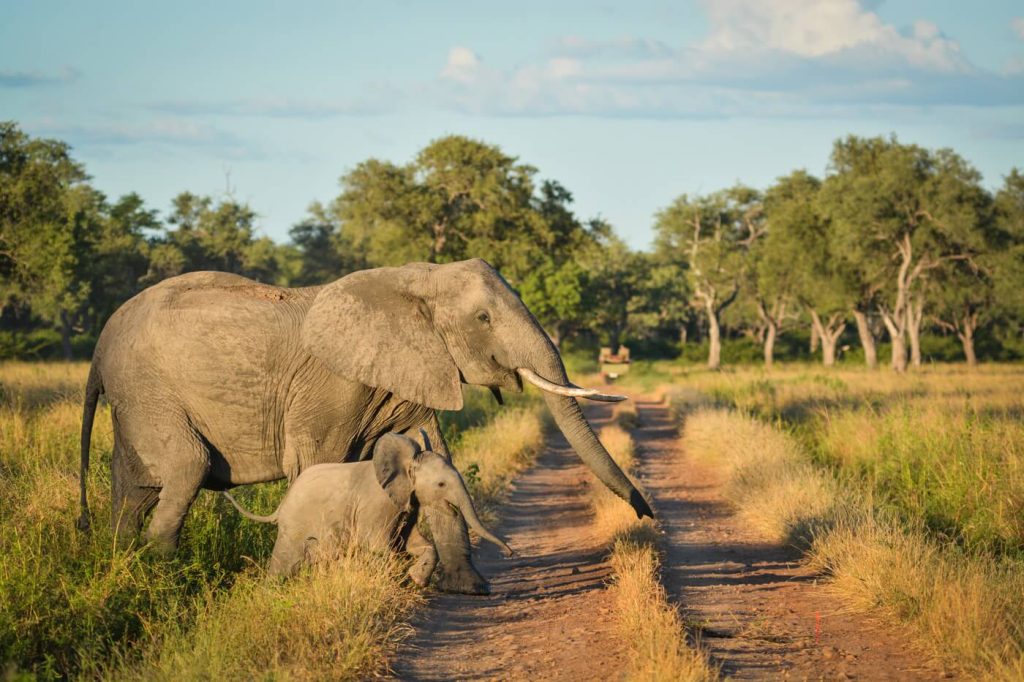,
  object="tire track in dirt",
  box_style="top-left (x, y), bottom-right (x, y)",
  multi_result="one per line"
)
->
top-left (632, 396), bottom-right (955, 681)
top-left (392, 405), bottom-right (626, 681)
